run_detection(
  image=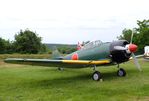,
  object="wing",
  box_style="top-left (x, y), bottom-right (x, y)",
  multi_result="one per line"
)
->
top-left (4, 58), bottom-right (111, 68)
